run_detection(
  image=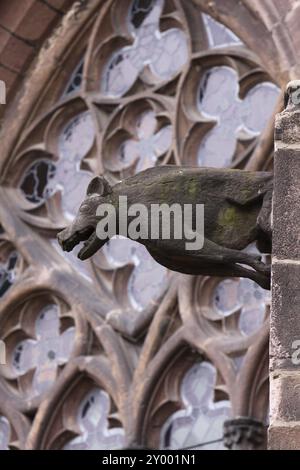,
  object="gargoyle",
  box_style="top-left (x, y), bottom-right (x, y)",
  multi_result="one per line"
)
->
top-left (57, 166), bottom-right (273, 290)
